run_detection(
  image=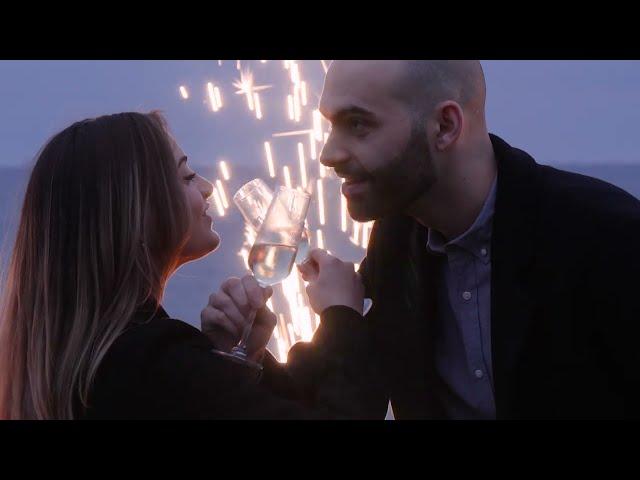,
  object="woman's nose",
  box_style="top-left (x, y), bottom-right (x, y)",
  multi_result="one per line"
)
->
top-left (199, 176), bottom-right (214, 200)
